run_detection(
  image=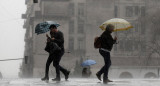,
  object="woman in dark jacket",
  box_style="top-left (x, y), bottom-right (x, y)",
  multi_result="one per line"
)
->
top-left (96, 24), bottom-right (117, 84)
